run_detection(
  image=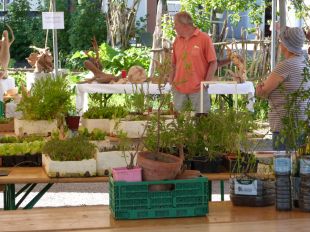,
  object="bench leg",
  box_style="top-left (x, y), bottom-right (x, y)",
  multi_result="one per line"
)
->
top-left (4, 184), bottom-right (15, 210)
top-left (208, 181), bottom-right (212, 201)
top-left (24, 183), bottom-right (53, 210)
top-left (15, 184), bottom-right (37, 209)
top-left (220, 180), bottom-right (224, 201)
